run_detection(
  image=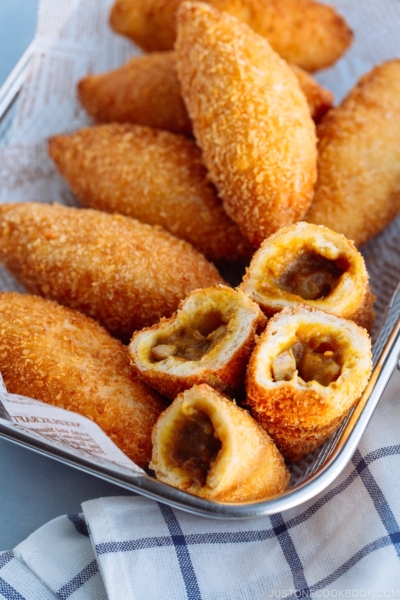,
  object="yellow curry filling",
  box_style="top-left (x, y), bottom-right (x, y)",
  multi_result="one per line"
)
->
top-left (272, 333), bottom-right (342, 387)
top-left (150, 309), bottom-right (229, 362)
top-left (276, 251), bottom-right (348, 300)
top-left (166, 409), bottom-right (222, 488)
